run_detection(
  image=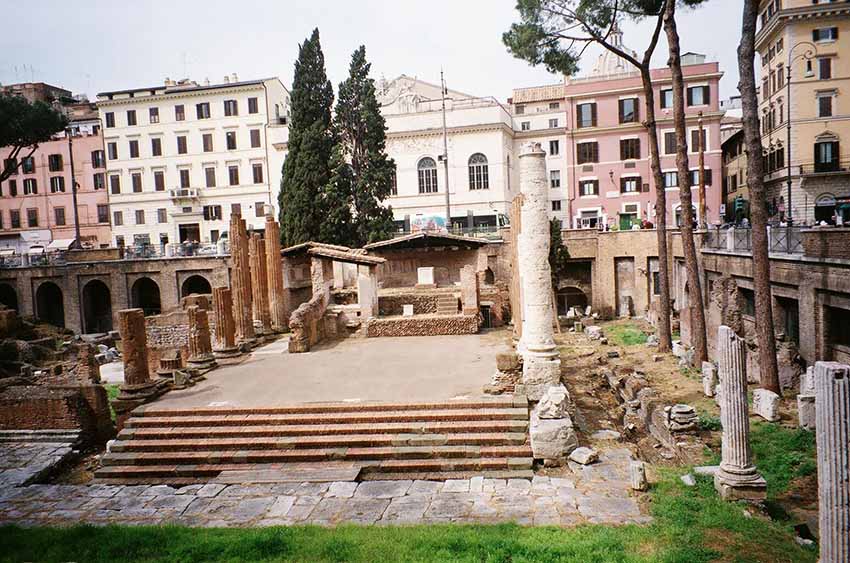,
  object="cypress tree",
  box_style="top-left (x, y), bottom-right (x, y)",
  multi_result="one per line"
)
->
top-left (332, 46), bottom-right (396, 246)
top-left (279, 28), bottom-right (335, 246)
